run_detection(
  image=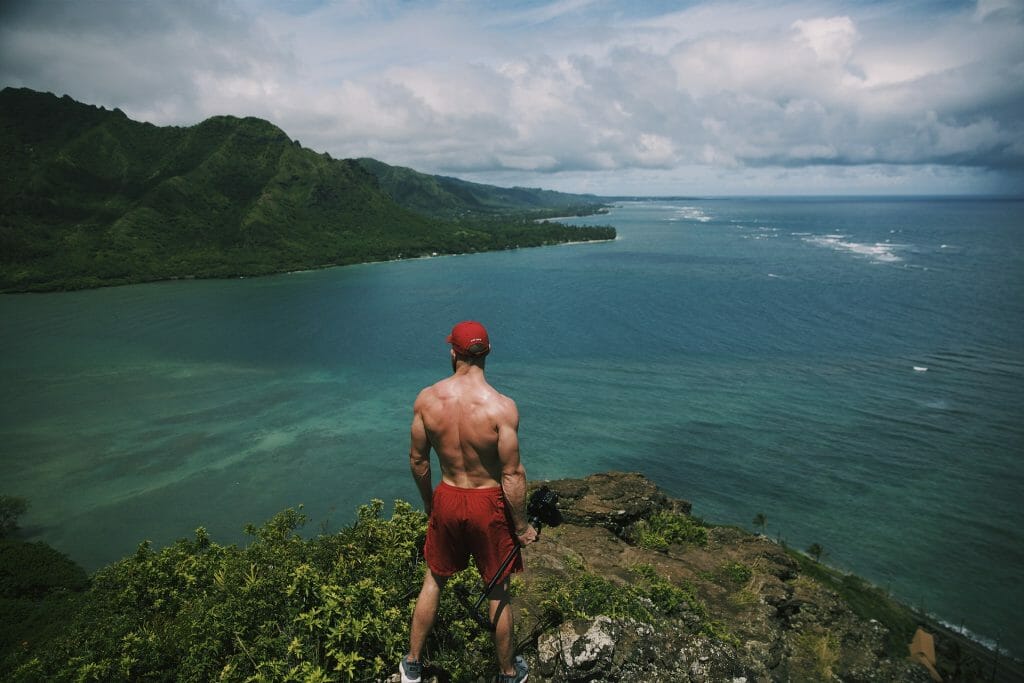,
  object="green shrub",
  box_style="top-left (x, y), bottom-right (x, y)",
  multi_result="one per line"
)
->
top-left (631, 510), bottom-right (708, 551)
top-left (12, 500), bottom-right (496, 682)
top-left (539, 562), bottom-right (711, 631)
top-left (0, 539), bottom-right (89, 674)
top-left (0, 496), bottom-right (28, 538)
top-left (715, 561), bottom-right (753, 587)
top-left (0, 540), bottom-right (89, 598)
